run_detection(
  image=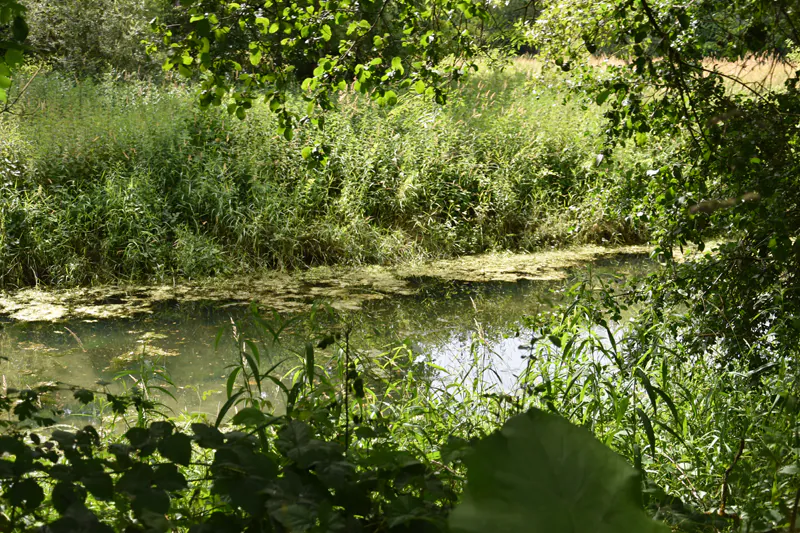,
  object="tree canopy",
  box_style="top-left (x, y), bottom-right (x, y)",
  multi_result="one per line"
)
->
top-left (150, 0), bottom-right (505, 141)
